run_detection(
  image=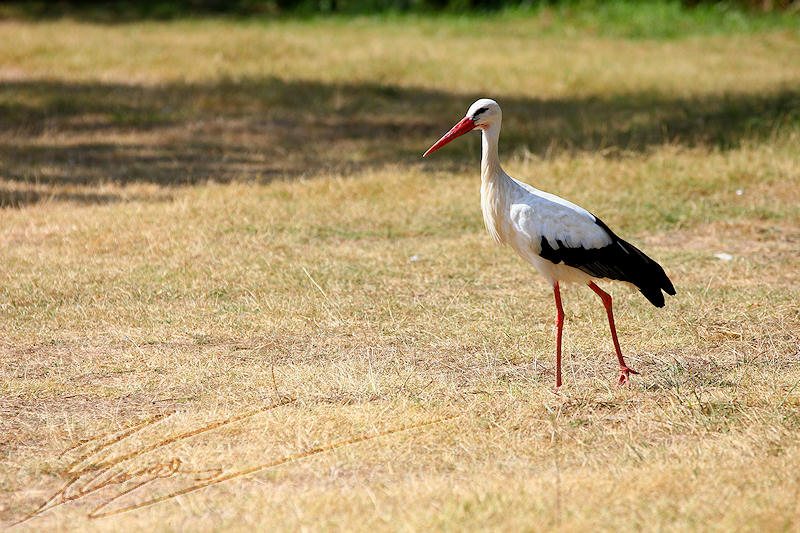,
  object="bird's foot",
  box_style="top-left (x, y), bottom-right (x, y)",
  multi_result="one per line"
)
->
top-left (617, 366), bottom-right (639, 387)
